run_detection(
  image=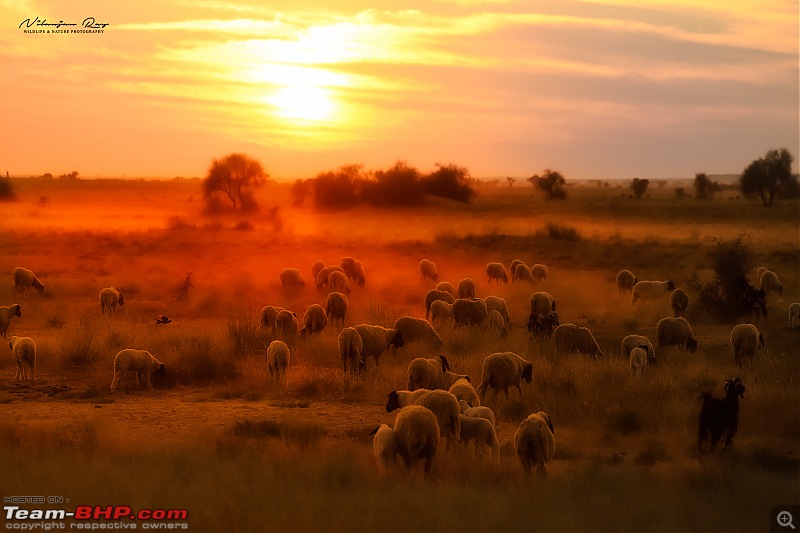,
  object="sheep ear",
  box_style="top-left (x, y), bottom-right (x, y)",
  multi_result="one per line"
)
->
top-left (368, 425), bottom-right (380, 436)
top-left (759, 334), bottom-right (765, 348)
